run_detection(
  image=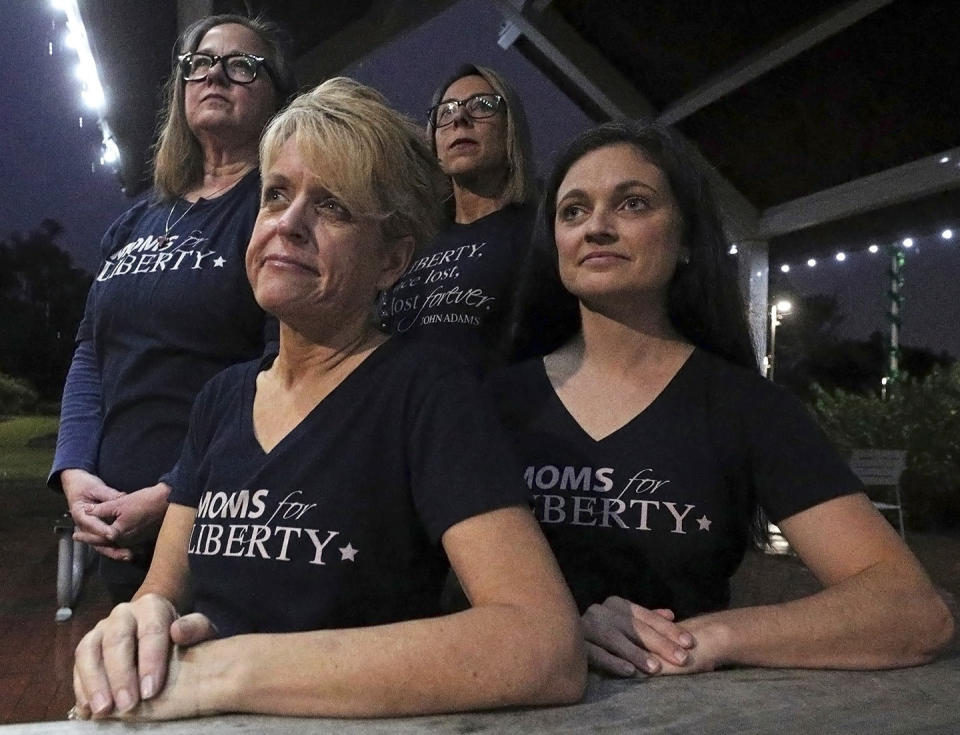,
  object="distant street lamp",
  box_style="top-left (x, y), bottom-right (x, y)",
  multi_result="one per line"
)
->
top-left (764, 299), bottom-right (793, 381)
